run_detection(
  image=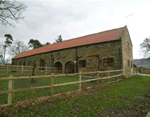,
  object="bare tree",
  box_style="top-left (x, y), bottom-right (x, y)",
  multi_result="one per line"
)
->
top-left (9, 40), bottom-right (29, 56)
top-left (0, 0), bottom-right (27, 26)
top-left (140, 37), bottom-right (150, 58)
